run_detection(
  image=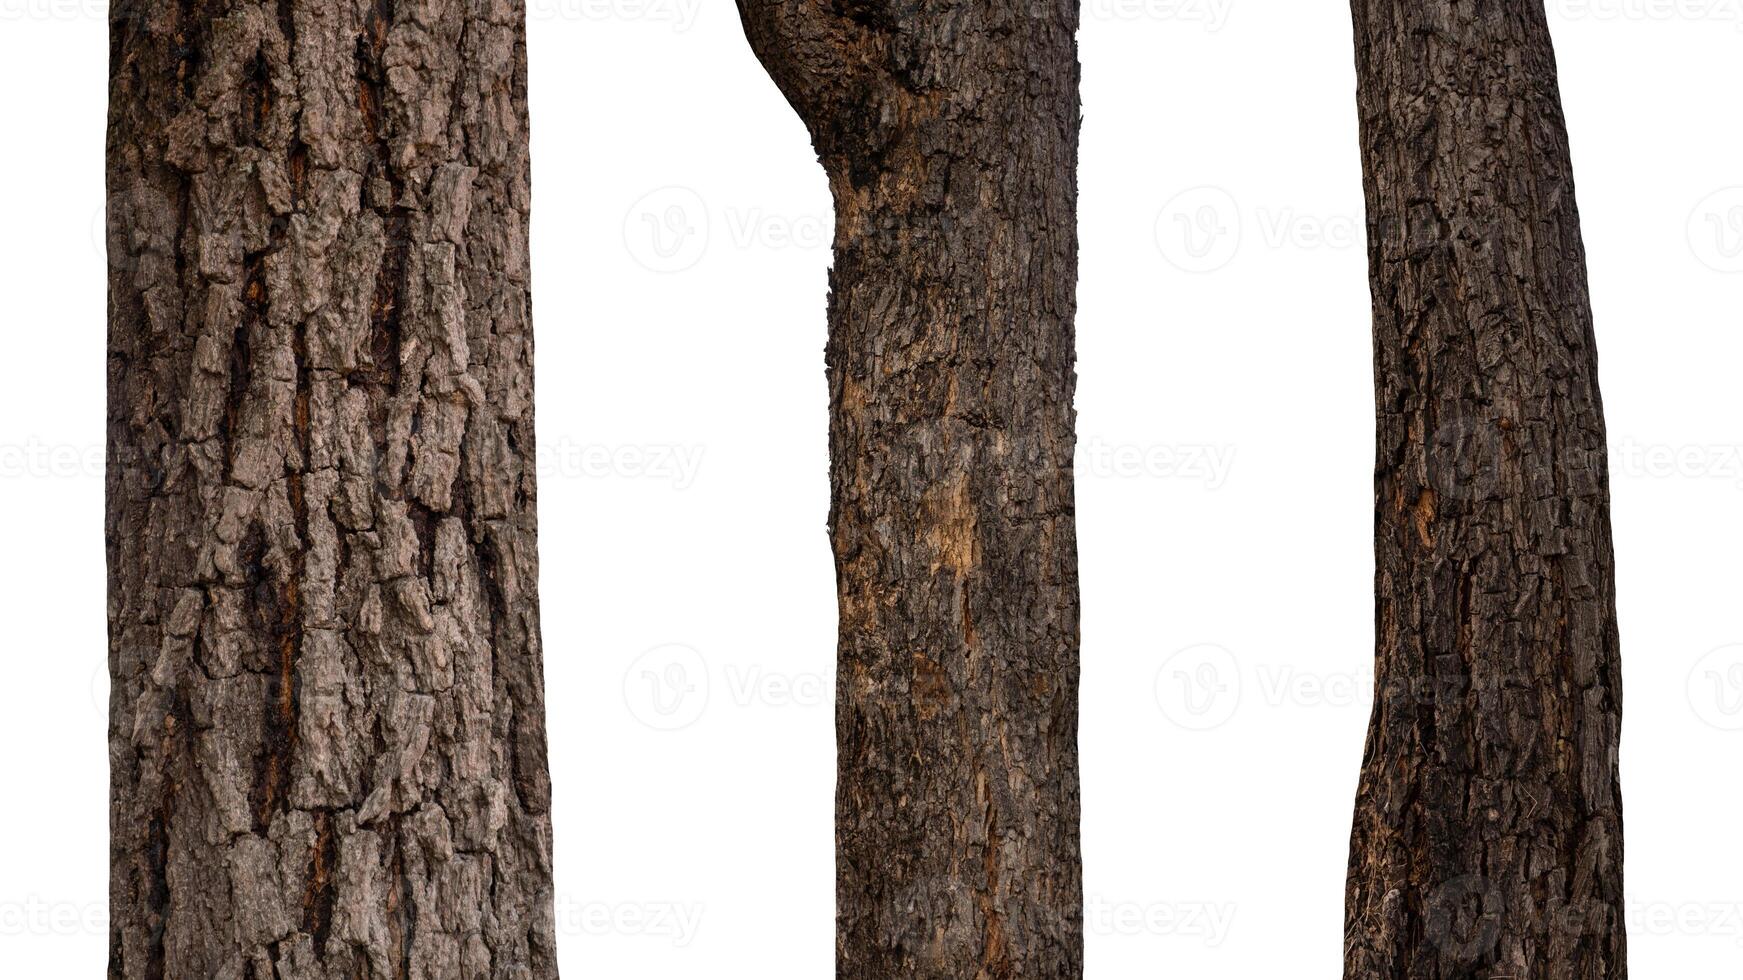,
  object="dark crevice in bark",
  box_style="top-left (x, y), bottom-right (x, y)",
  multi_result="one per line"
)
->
top-left (387, 814), bottom-right (413, 980)
top-left (239, 49), bottom-right (272, 147)
top-left (143, 685), bottom-right (192, 980)
top-left (301, 810), bottom-right (339, 955)
top-left (224, 264), bottom-right (256, 453)
top-left (274, 0), bottom-right (295, 49)
top-left (366, 210), bottom-right (407, 387)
